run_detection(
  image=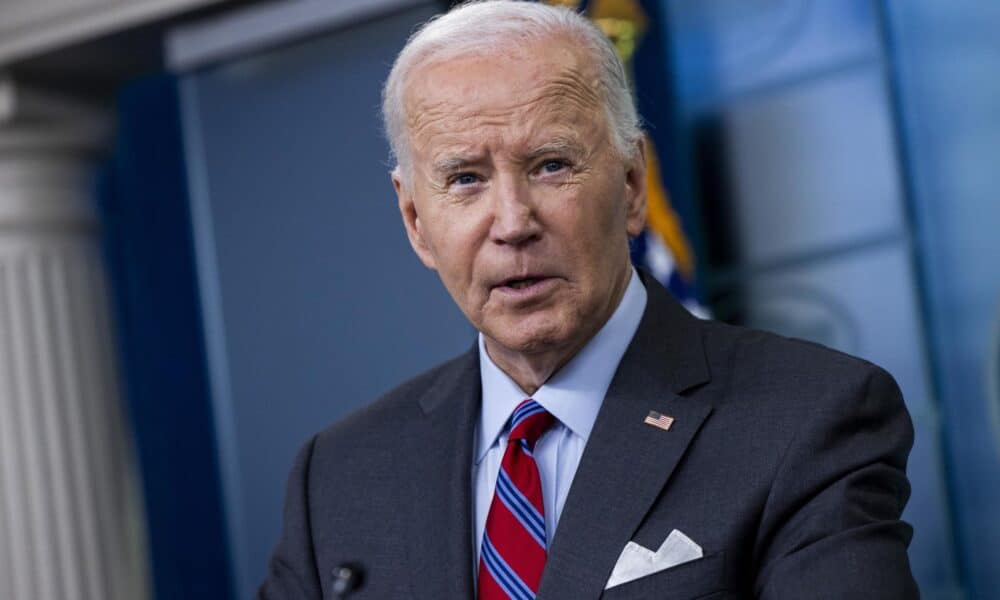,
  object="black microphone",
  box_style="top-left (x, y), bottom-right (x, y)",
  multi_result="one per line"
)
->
top-left (331, 563), bottom-right (365, 599)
